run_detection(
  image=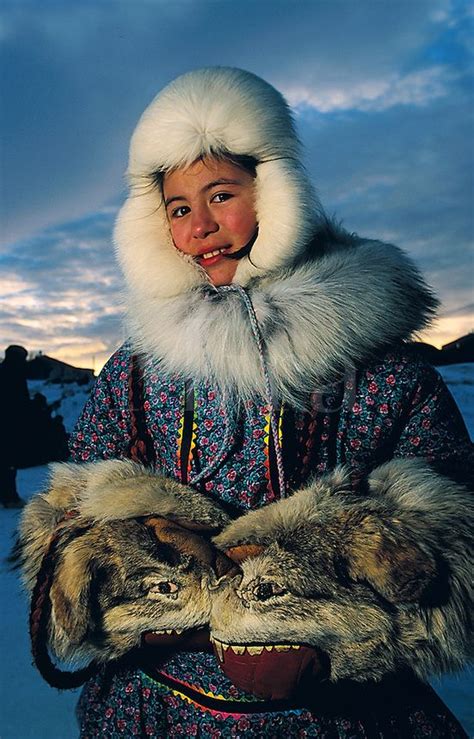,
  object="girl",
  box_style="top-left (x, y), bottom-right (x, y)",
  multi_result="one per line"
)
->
top-left (53, 68), bottom-right (474, 735)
